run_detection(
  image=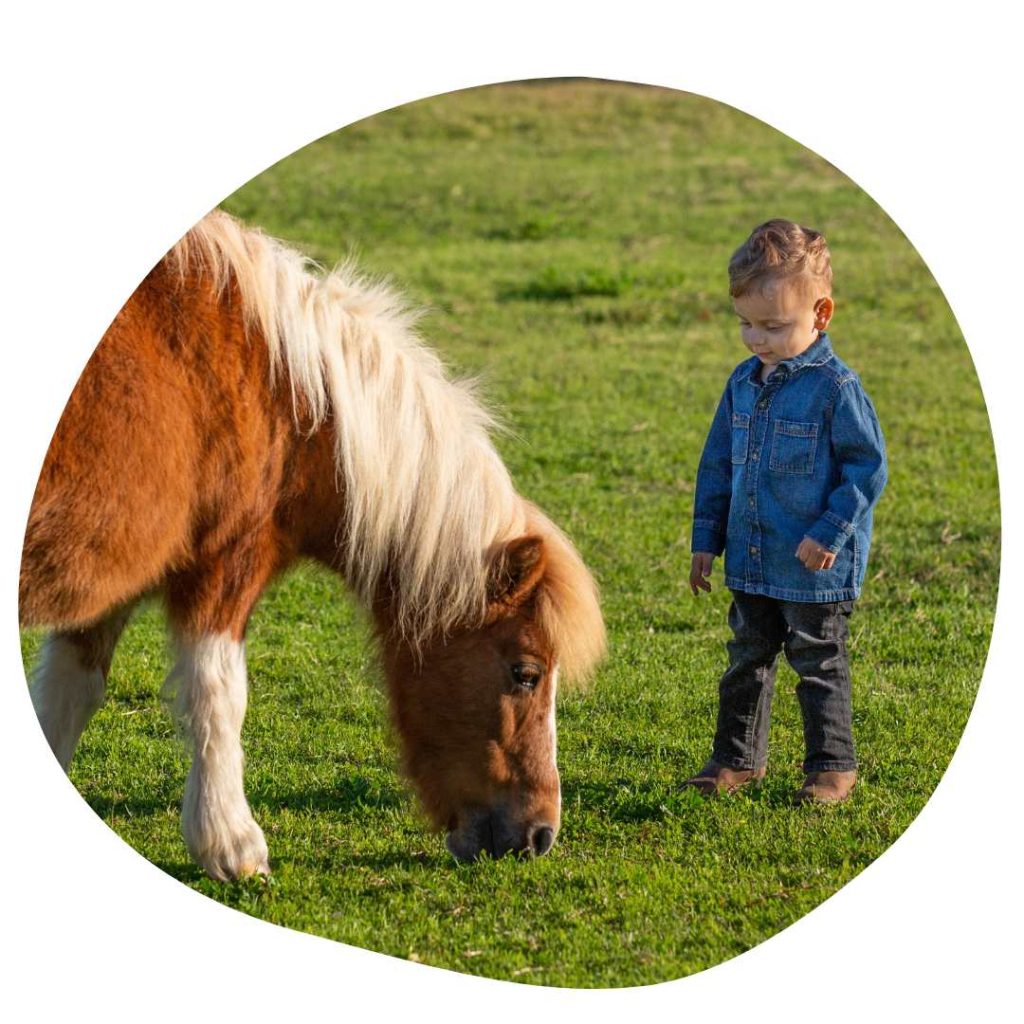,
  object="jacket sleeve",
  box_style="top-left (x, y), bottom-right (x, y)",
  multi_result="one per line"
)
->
top-left (805, 377), bottom-right (887, 553)
top-left (692, 385), bottom-right (734, 556)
